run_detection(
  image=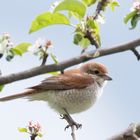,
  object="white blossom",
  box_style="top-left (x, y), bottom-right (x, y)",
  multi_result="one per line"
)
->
top-left (96, 15), bottom-right (105, 24)
top-left (0, 33), bottom-right (13, 54)
top-left (130, 0), bottom-right (140, 12)
top-left (28, 38), bottom-right (53, 54)
top-left (0, 44), bottom-right (6, 54)
top-left (2, 32), bottom-right (10, 40)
